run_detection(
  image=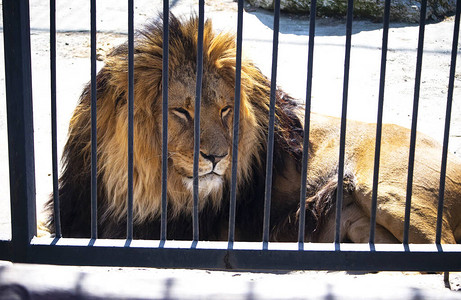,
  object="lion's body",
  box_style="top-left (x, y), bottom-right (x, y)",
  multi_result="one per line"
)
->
top-left (303, 114), bottom-right (461, 243)
top-left (45, 15), bottom-right (461, 244)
